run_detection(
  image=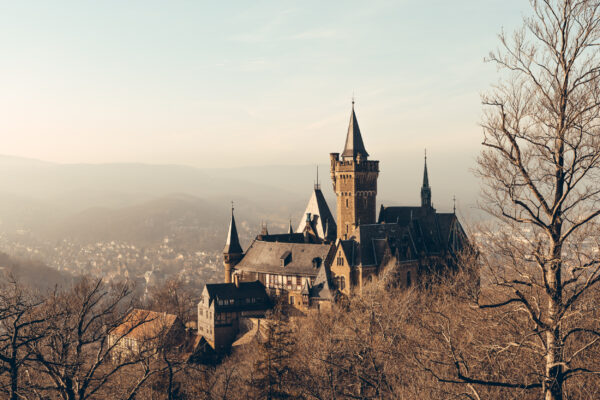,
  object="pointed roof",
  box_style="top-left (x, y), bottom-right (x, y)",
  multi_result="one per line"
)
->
top-left (288, 220), bottom-right (294, 234)
top-left (224, 209), bottom-right (243, 254)
top-left (341, 102), bottom-right (369, 159)
top-left (309, 263), bottom-right (335, 300)
top-left (300, 280), bottom-right (311, 295)
top-left (423, 151), bottom-right (430, 188)
top-left (296, 187), bottom-right (337, 239)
